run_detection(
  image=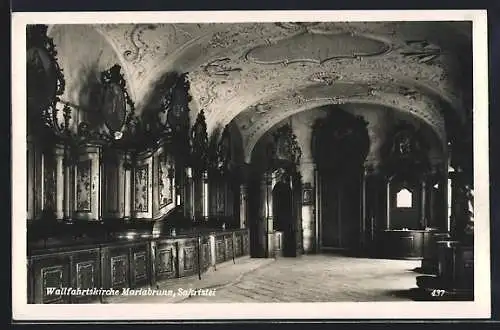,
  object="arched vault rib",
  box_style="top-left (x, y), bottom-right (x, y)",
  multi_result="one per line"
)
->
top-left (237, 90), bottom-right (446, 164)
top-left (191, 68), bottom-right (464, 141)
